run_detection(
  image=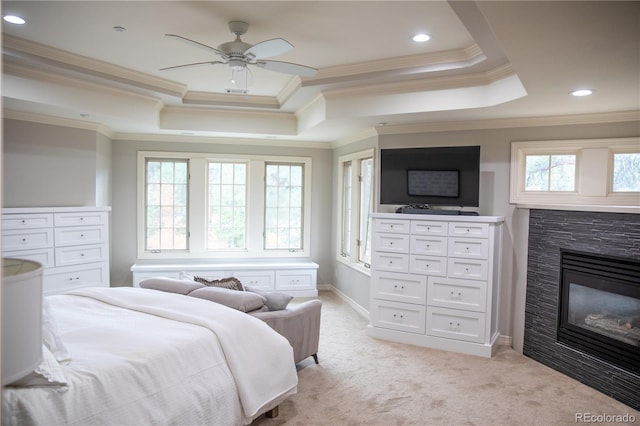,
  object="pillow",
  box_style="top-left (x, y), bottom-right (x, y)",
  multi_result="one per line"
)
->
top-left (245, 286), bottom-right (294, 311)
top-left (42, 299), bottom-right (71, 364)
top-left (189, 287), bottom-right (266, 313)
top-left (139, 277), bottom-right (205, 295)
top-left (9, 345), bottom-right (69, 388)
top-left (194, 276), bottom-right (244, 291)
